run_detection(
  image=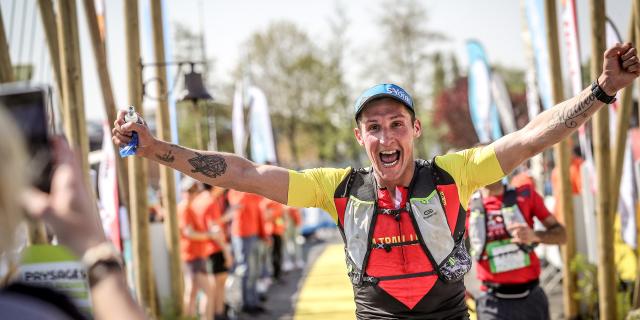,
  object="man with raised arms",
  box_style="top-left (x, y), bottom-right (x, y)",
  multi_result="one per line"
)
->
top-left (113, 43), bottom-right (639, 319)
